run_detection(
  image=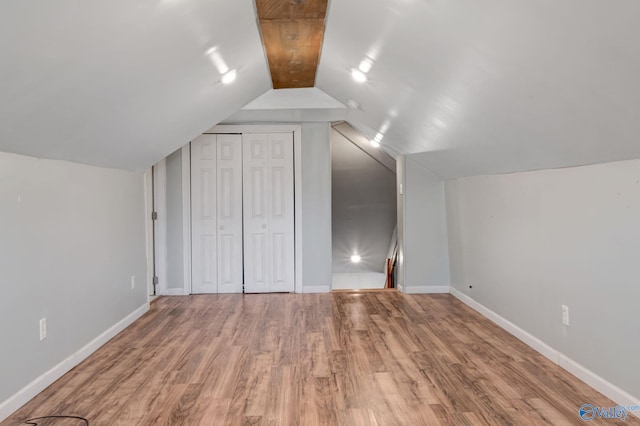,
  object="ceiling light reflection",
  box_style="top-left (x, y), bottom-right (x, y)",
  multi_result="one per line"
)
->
top-left (221, 69), bottom-right (237, 85)
top-left (351, 68), bottom-right (367, 83)
top-left (358, 58), bottom-right (373, 73)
